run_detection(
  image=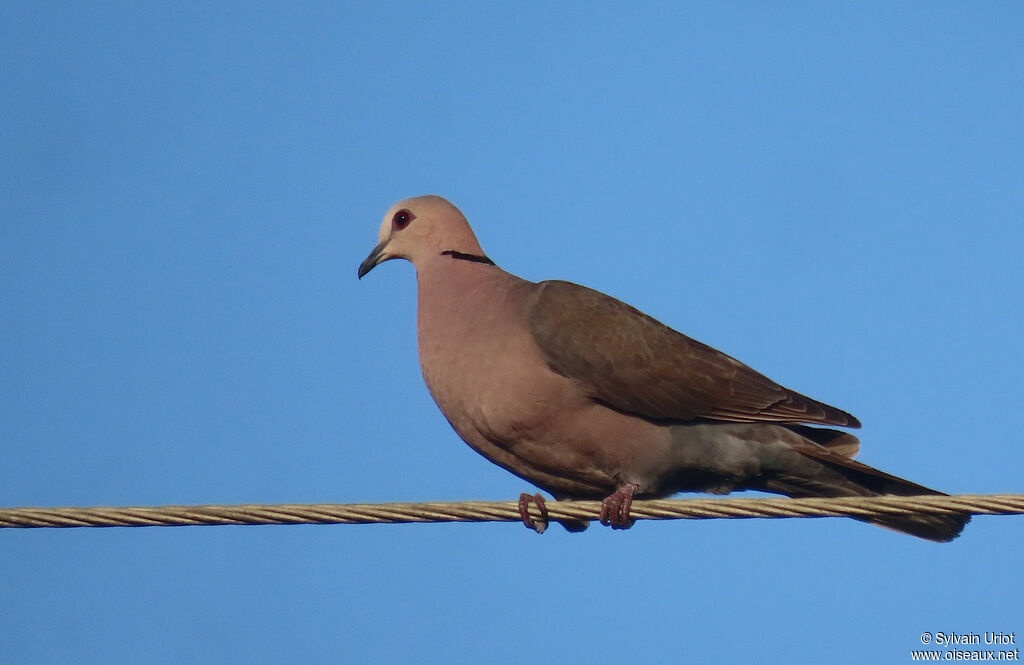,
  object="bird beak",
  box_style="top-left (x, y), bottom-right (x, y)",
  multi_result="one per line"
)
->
top-left (357, 239), bottom-right (389, 279)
